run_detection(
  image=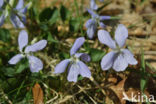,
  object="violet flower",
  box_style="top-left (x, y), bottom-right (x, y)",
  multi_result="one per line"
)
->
top-left (85, 9), bottom-right (110, 39)
top-left (8, 30), bottom-right (47, 72)
top-left (54, 37), bottom-right (91, 82)
top-left (98, 24), bottom-right (138, 71)
top-left (0, 0), bottom-right (27, 28)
